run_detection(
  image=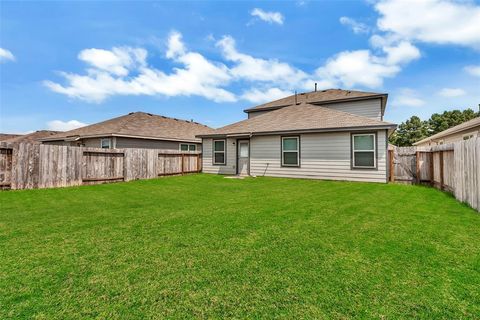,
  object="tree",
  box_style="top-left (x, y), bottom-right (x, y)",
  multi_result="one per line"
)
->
top-left (427, 109), bottom-right (479, 135)
top-left (390, 108), bottom-right (479, 146)
top-left (389, 116), bottom-right (428, 147)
